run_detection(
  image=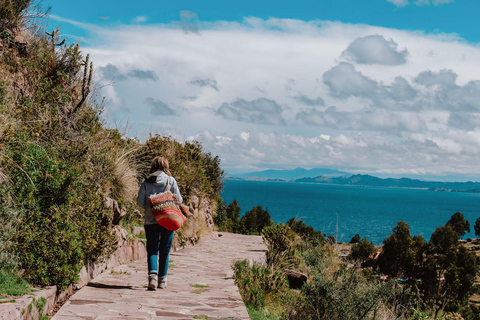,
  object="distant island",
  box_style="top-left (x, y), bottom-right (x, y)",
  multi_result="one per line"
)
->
top-left (230, 167), bottom-right (350, 180)
top-left (226, 168), bottom-right (480, 193)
